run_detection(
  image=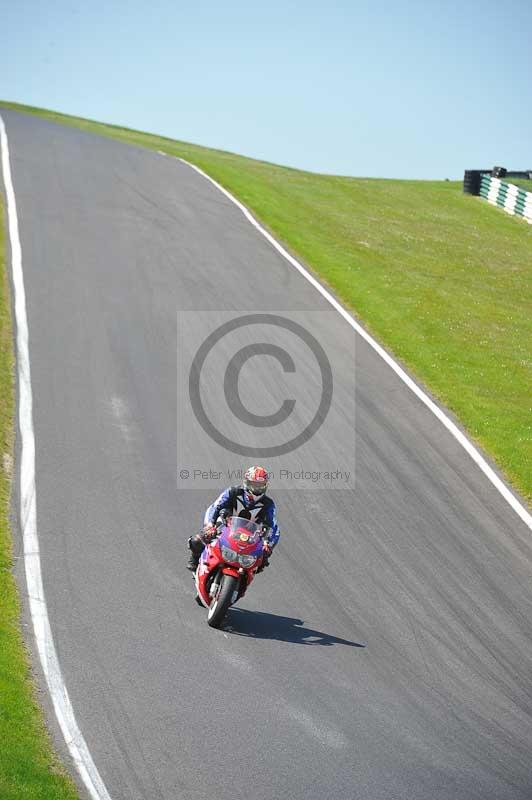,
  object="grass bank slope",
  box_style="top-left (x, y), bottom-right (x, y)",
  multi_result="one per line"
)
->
top-left (1, 100), bottom-right (530, 509)
top-left (505, 178), bottom-right (532, 191)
